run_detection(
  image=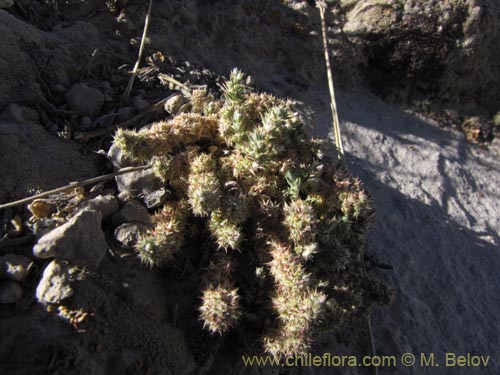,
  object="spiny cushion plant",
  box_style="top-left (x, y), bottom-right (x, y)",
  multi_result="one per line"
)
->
top-left (113, 69), bottom-right (390, 358)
